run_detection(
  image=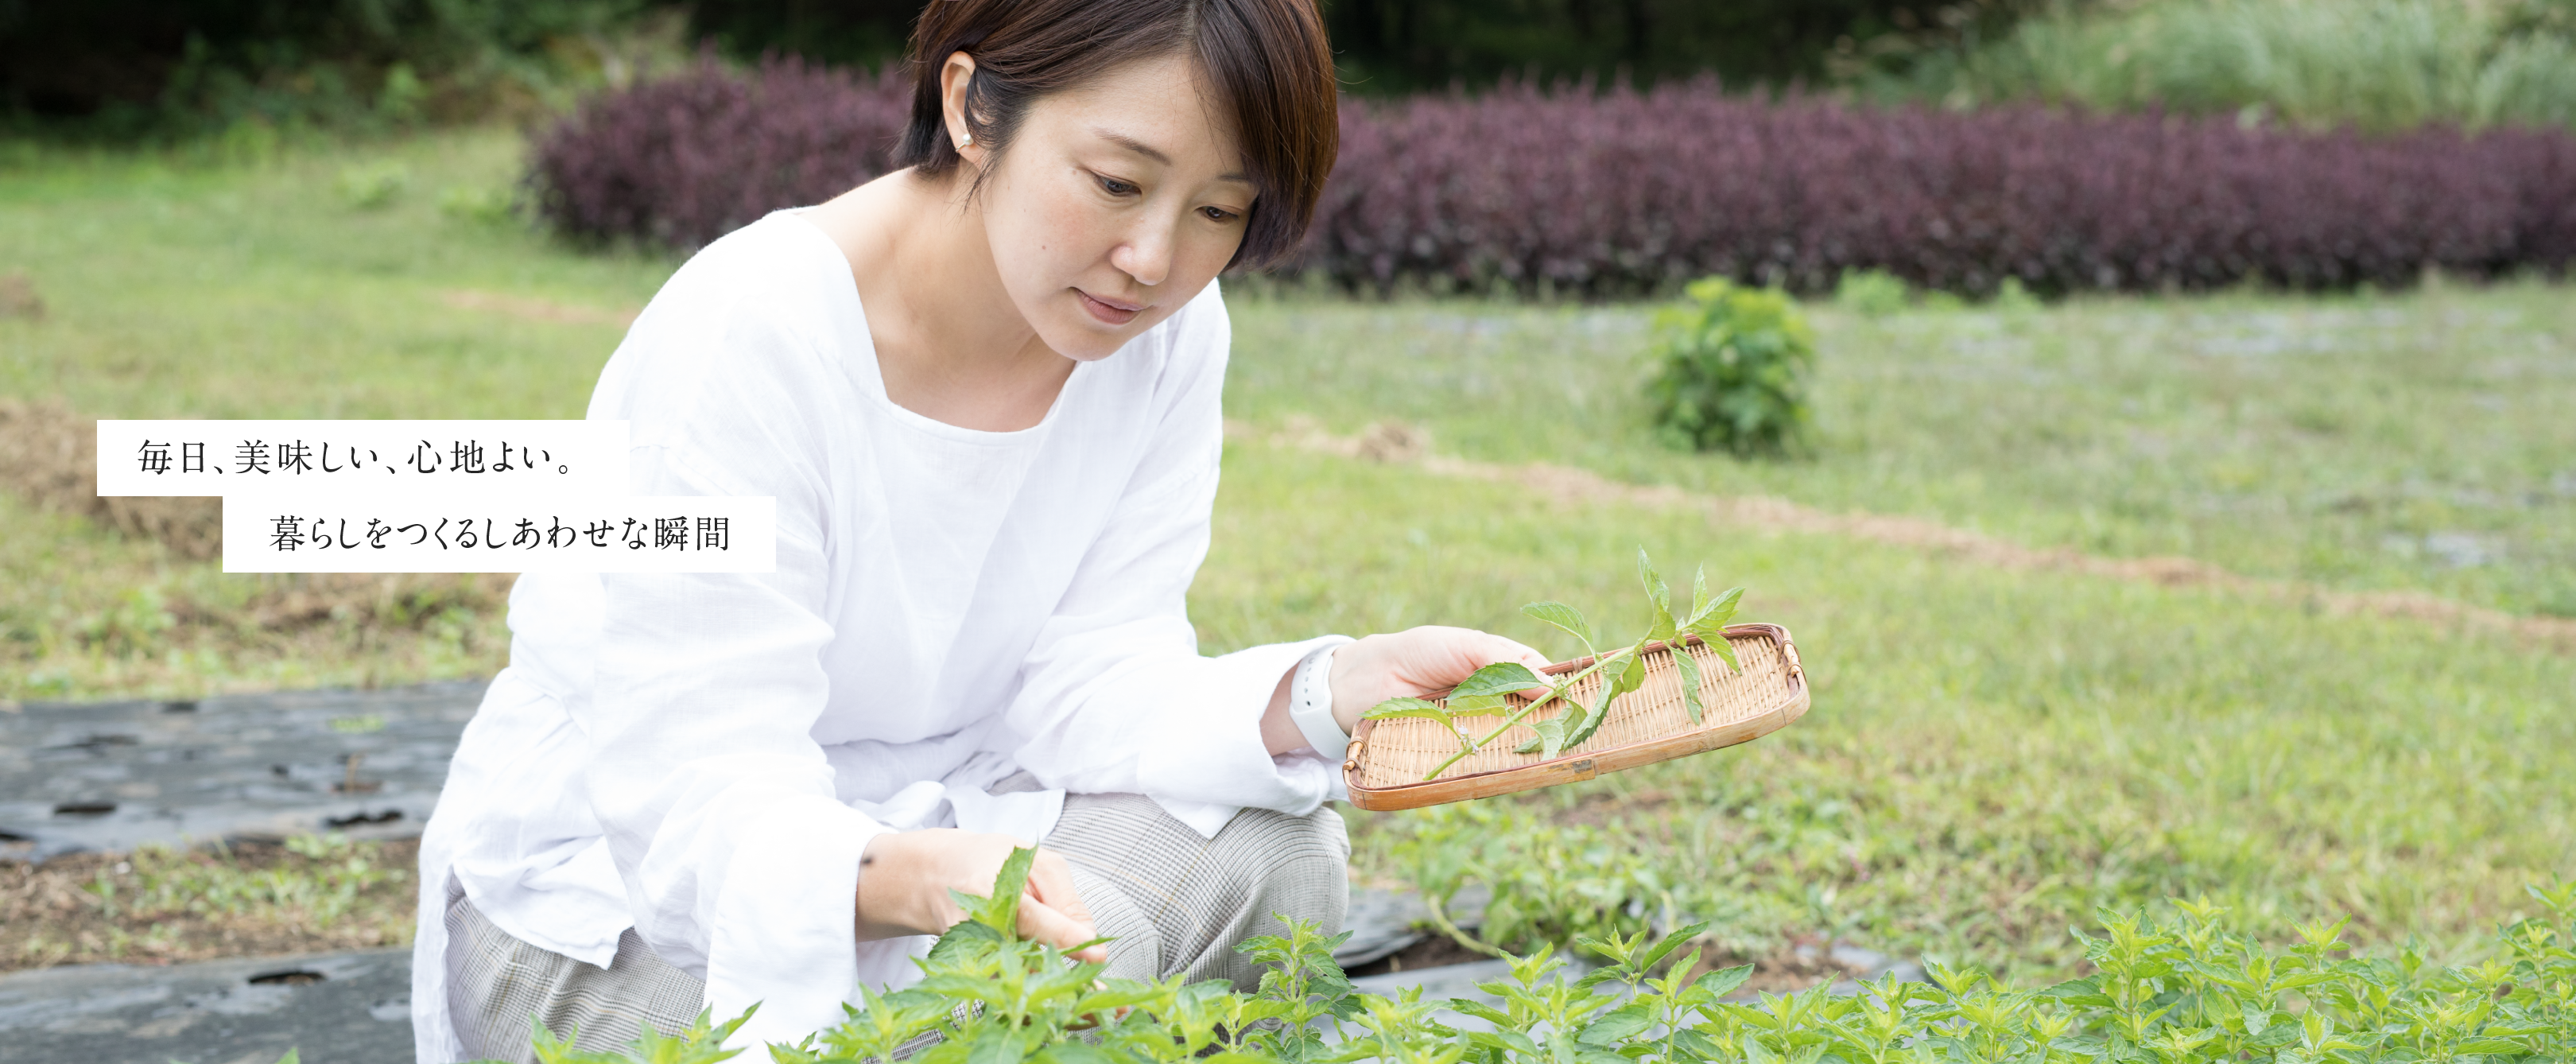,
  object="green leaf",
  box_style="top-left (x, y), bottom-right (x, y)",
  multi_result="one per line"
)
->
top-left (926, 916), bottom-right (1005, 963)
top-left (1672, 1030), bottom-right (1725, 1058)
top-left (1637, 549), bottom-right (1677, 644)
top-left (1364, 696), bottom-right (1468, 744)
top-left (1528, 716), bottom-right (1576, 761)
top-left (964, 1027), bottom-right (1032, 1064)
top-left (1579, 1006), bottom-right (1655, 1046)
top-left (1637, 548), bottom-right (1669, 608)
top-left (1449, 661), bottom-right (1544, 700)
top-left (1686, 584), bottom-right (1744, 633)
top-left (1561, 642), bottom-right (1647, 750)
top-left (1642, 921), bottom-right (1714, 970)
top-left (1694, 963), bottom-right (1755, 999)
top-left (1363, 696), bottom-right (1450, 720)
top-left (1030, 1043), bottom-right (1119, 1064)
top-left (977, 846), bottom-right (1036, 936)
top-left (1522, 601), bottom-right (1597, 655)
top-left (1615, 643), bottom-right (1647, 697)
top-left (1672, 643), bottom-right (1705, 724)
